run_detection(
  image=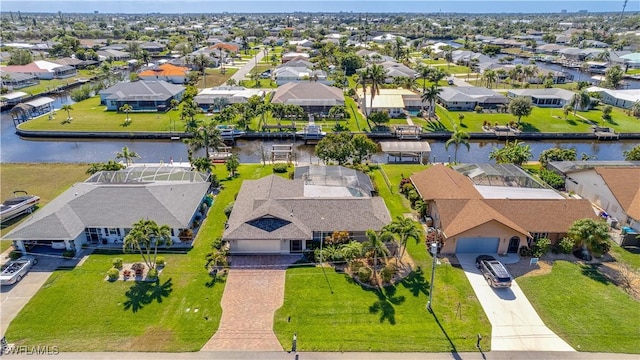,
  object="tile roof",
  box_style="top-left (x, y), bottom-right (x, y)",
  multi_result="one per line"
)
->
top-left (595, 167), bottom-right (640, 220)
top-left (139, 63), bottom-right (189, 77)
